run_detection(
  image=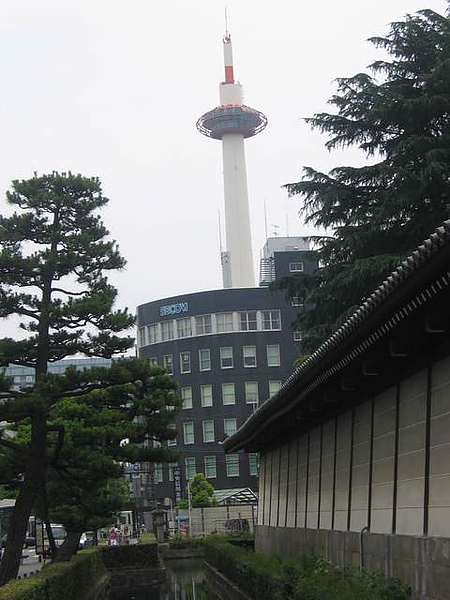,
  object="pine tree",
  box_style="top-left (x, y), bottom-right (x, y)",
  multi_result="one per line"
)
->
top-left (0, 172), bottom-right (137, 583)
top-left (277, 9), bottom-right (450, 353)
top-left (39, 359), bottom-right (181, 559)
